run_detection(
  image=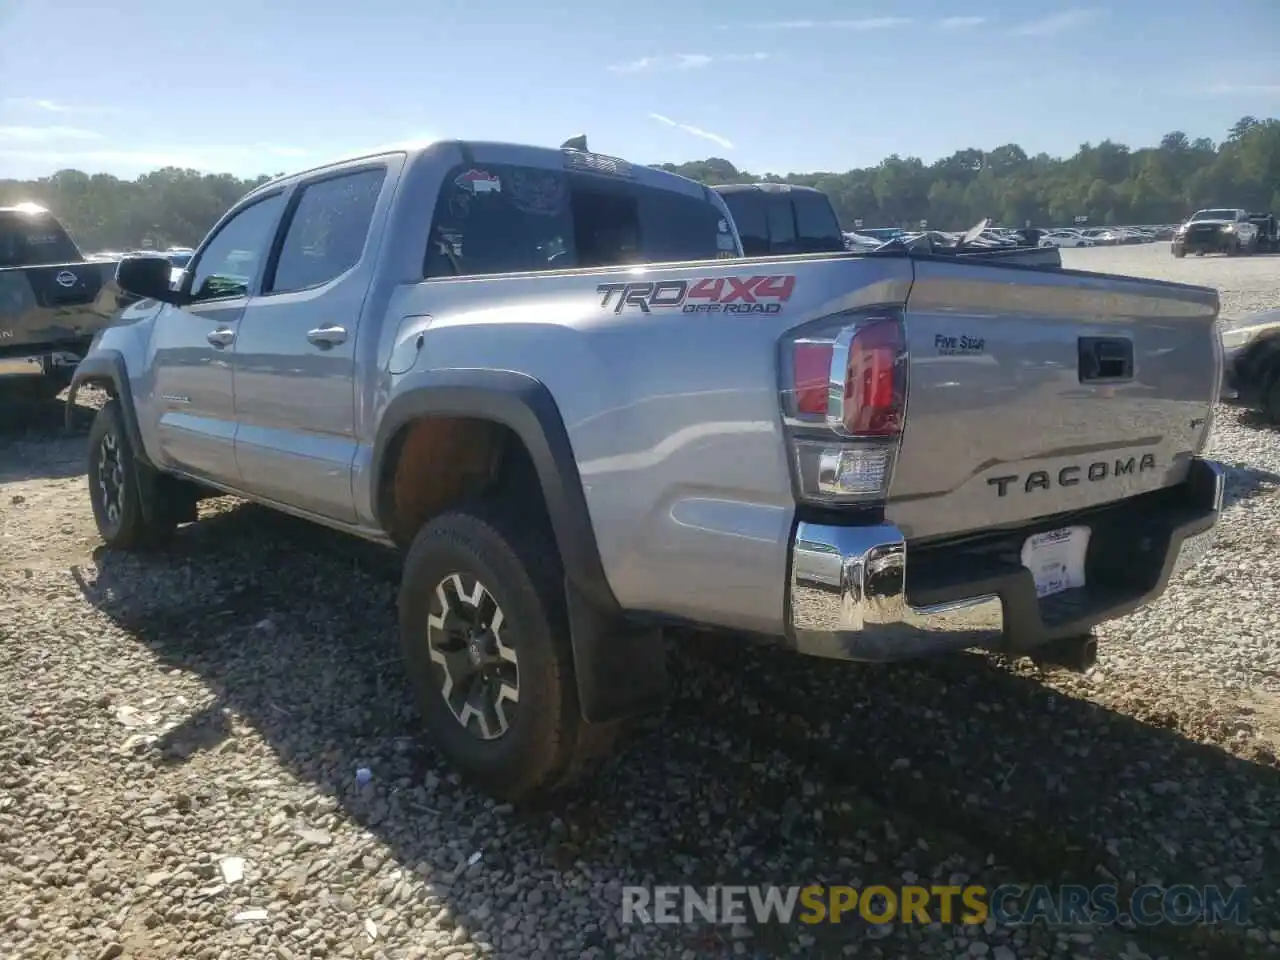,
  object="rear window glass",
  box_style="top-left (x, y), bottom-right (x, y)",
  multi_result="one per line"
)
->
top-left (792, 192), bottom-right (844, 252)
top-left (0, 211), bottom-right (81, 268)
top-left (718, 192), bottom-right (770, 256)
top-left (425, 163), bottom-right (736, 278)
top-left (765, 196), bottom-right (799, 254)
top-left (717, 189), bottom-right (845, 256)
